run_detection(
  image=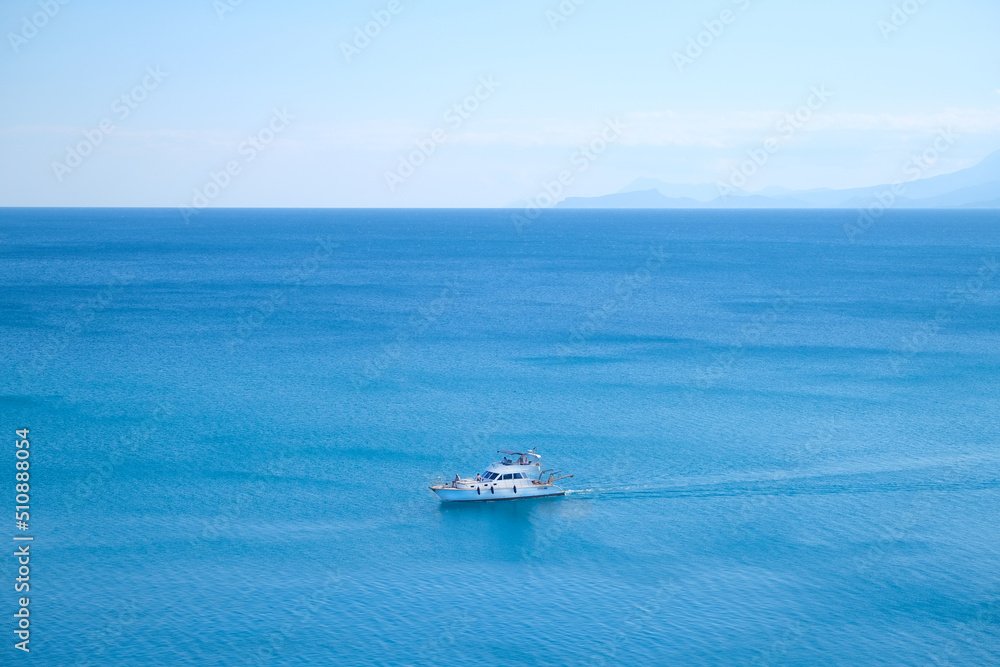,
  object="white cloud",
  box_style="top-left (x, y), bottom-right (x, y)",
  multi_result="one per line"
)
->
top-left (10, 107), bottom-right (1000, 154)
top-left (291, 107), bottom-right (1000, 152)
